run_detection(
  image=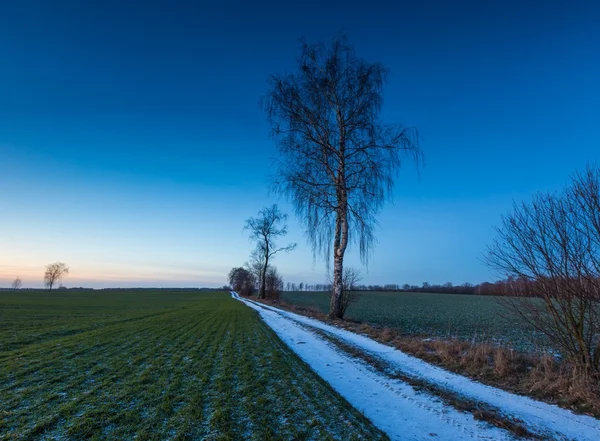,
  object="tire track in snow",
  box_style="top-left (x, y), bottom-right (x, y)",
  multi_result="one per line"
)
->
top-left (242, 295), bottom-right (600, 441)
top-left (233, 292), bottom-right (515, 441)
